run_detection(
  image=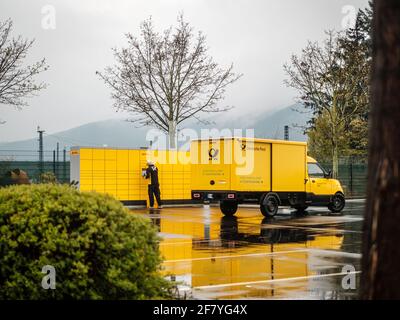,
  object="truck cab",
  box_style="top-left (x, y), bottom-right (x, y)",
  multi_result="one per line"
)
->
top-left (304, 156), bottom-right (345, 213)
